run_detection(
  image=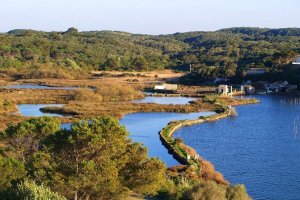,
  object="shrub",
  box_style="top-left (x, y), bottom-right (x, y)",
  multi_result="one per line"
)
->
top-left (1, 180), bottom-right (67, 200)
top-left (183, 181), bottom-right (227, 200)
top-left (200, 160), bottom-right (228, 185)
top-left (226, 184), bottom-right (251, 200)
